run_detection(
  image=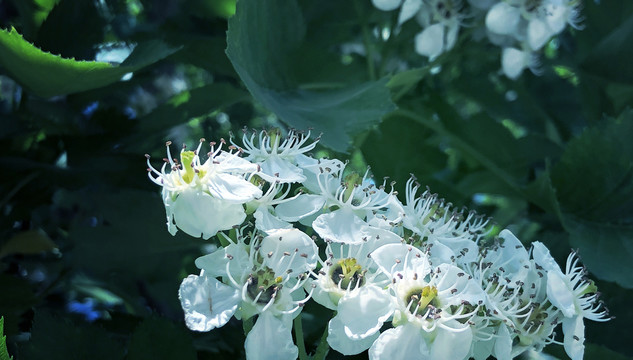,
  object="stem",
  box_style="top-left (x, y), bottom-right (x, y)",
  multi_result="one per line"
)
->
top-left (243, 316), bottom-right (254, 337)
top-left (354, 0), bottom-right (377, 81)
top-left (312, 324), bottom-right (330, 360)
top-left (294, 314), bottom-right (308, 360)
